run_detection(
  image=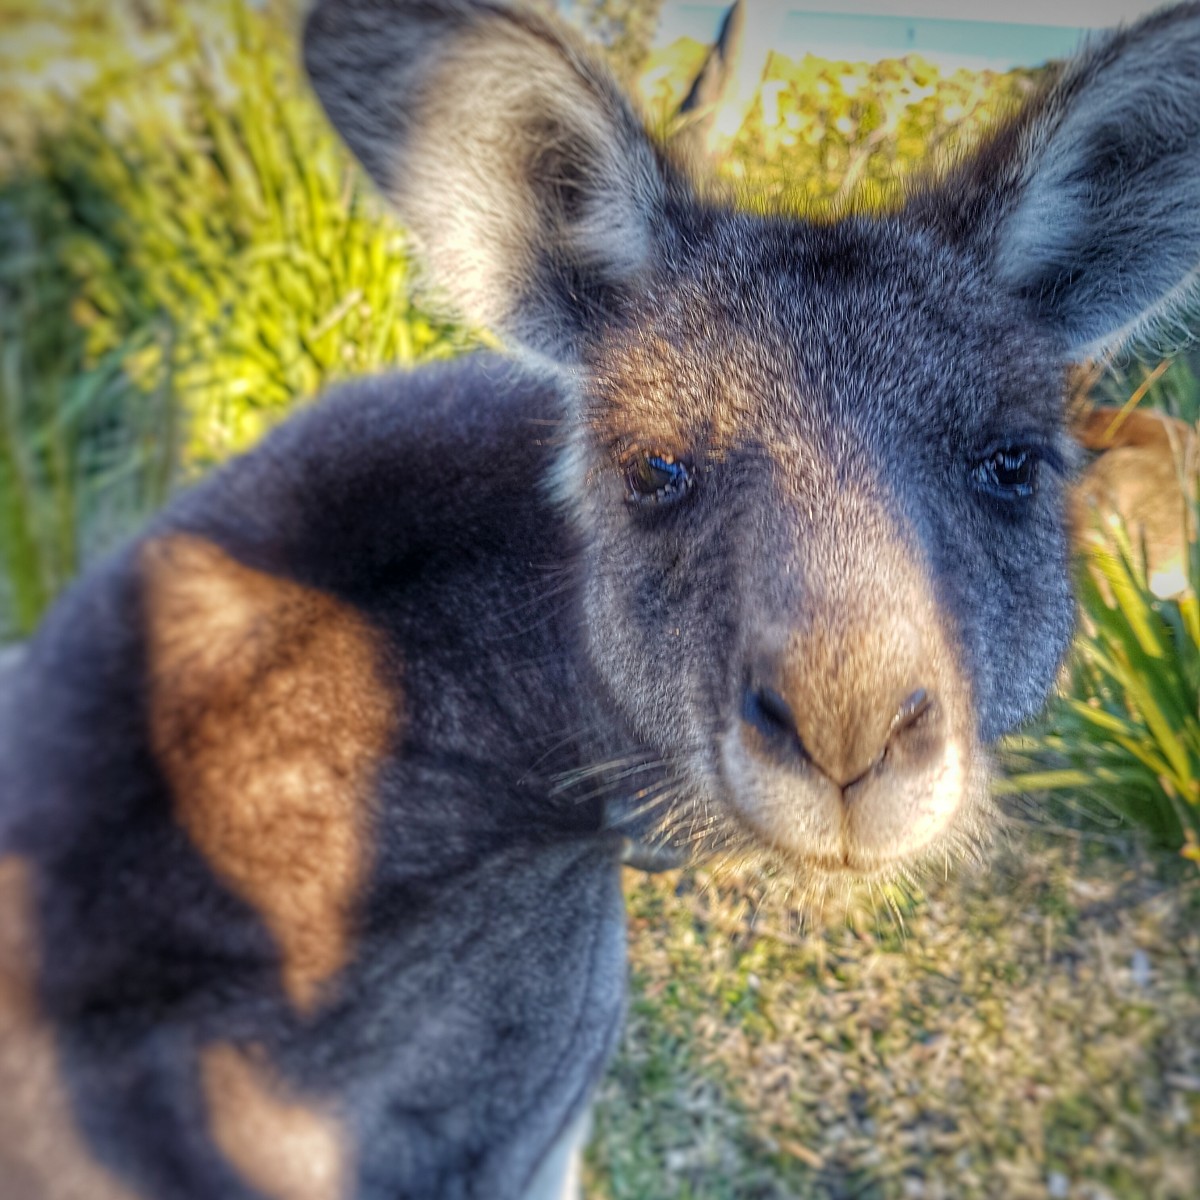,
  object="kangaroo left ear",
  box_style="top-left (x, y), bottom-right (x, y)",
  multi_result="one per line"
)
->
top-left (911, 3), bottom-right (1200, 359)
top-left (304, 0), bottom-right (681, 362)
